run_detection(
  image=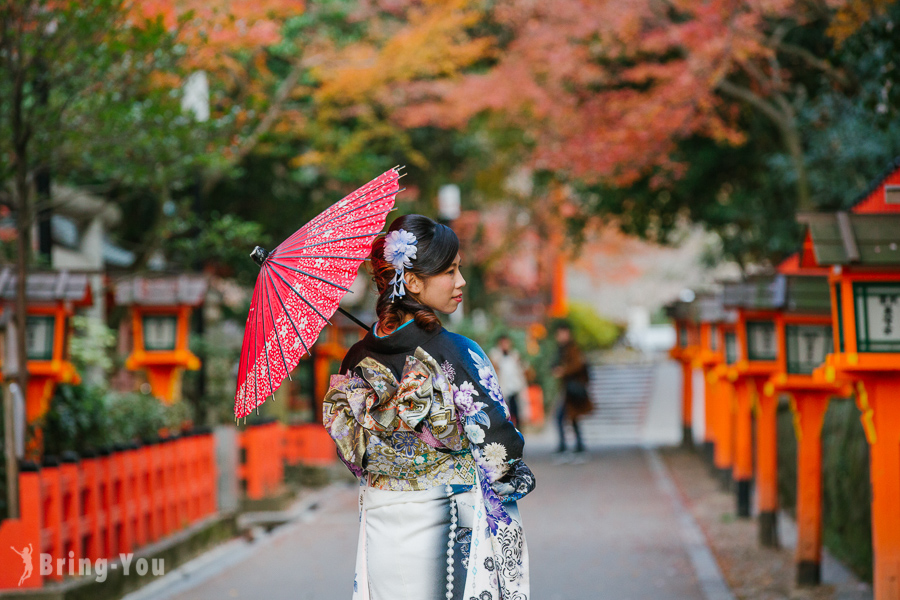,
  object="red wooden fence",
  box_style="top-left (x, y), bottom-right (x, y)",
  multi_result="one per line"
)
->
top-left (239, 422), bottom-right (336, 501)
top-left (0, 431), bottom-right (217, 589)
